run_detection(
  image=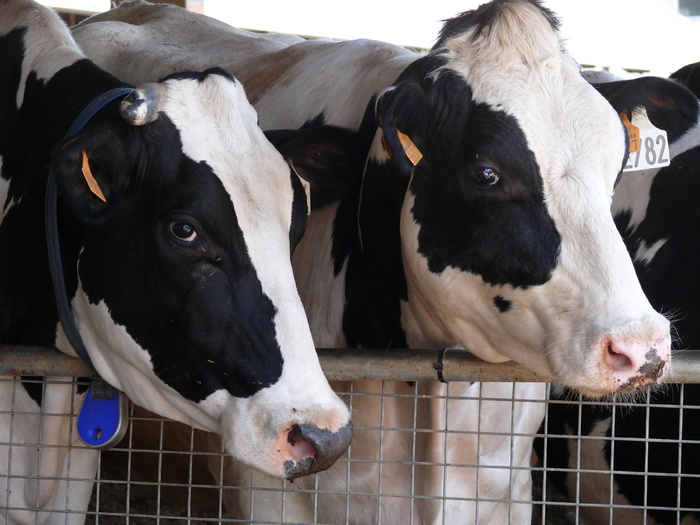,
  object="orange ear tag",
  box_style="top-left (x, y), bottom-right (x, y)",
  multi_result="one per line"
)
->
top-left (620, 112), bottom-right (640, 153)
top-left (81, 149), bottom-right (106, 203)
top-left (381, 129), bottom-right (393, 159)
top-left (396, 130), bottom-right (423, 166)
